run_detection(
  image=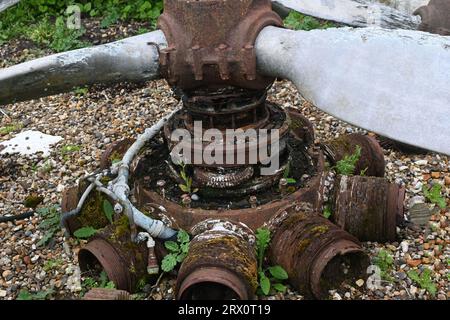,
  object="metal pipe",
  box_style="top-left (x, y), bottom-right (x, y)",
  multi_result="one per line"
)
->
top-left (78, 225), bottom-right (150, 292)
top-left (321, 133), bottom-right (385, 177)
top-left (176, 220), bottom-right (258, 300)
top-left (268, 203), bottom-right (369, 299)
top-left (331, 175), bottom-right (405, 242)
top-left (112, 107), bottom-right (180, 240)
